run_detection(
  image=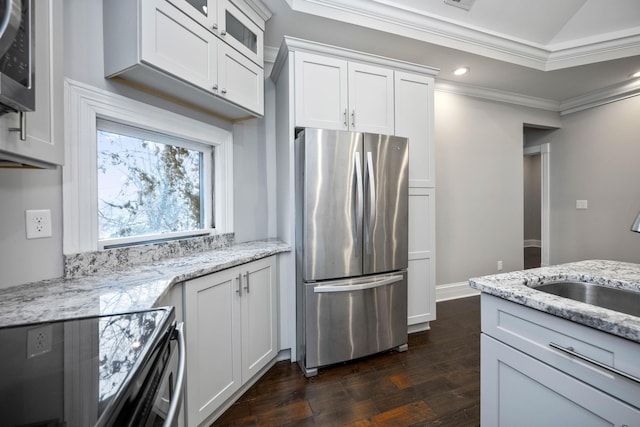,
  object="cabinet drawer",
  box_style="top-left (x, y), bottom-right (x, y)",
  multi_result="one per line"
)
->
top-left (482, 294), bottom-right (640, 407)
